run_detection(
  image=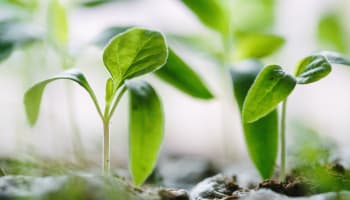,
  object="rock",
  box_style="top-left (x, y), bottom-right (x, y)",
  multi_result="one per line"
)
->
top-left (158, 188), bottom-right (190, 200)
top-left (190, 174), bottom-right (241, 200)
